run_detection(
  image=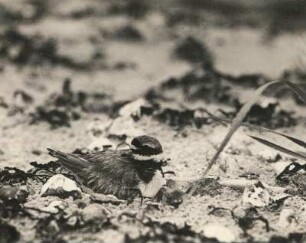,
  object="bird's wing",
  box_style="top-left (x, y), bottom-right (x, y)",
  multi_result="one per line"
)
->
top-left (81, 150), bottom-right (140, 198)
top-left (47, 148), bottom-right (89, 176)
top-left (48, 148), bottom-right (140, 199)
